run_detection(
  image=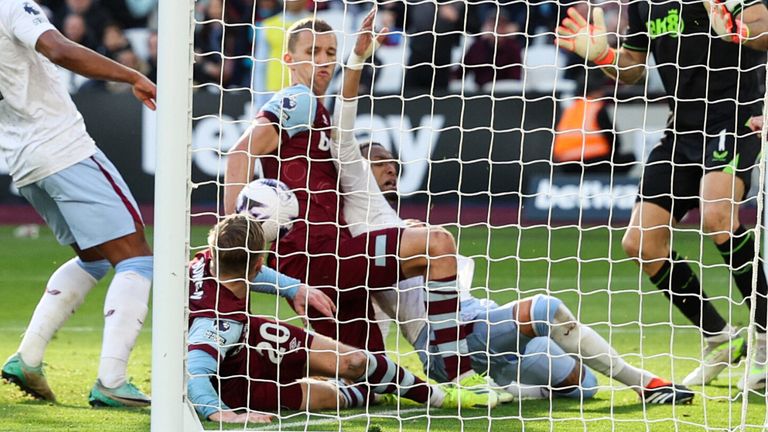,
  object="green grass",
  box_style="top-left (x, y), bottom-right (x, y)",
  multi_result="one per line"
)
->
top-left (0, 224), bottom-right (766, 431)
